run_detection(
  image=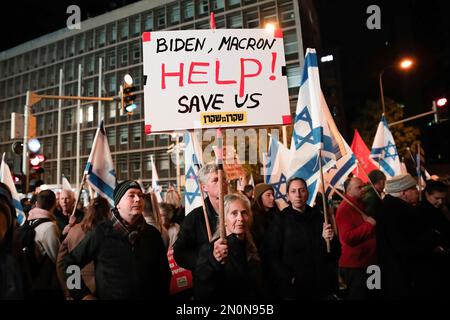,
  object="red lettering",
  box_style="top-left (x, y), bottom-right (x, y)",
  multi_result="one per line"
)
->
top-left (188, 62), bottom-right (209, 85)
top-left (161, 63), bottom-right (184, 89)
top-left (215, 60), bottom-right (237, 85)
top-left (239, 58), bottom-right (262, 97)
